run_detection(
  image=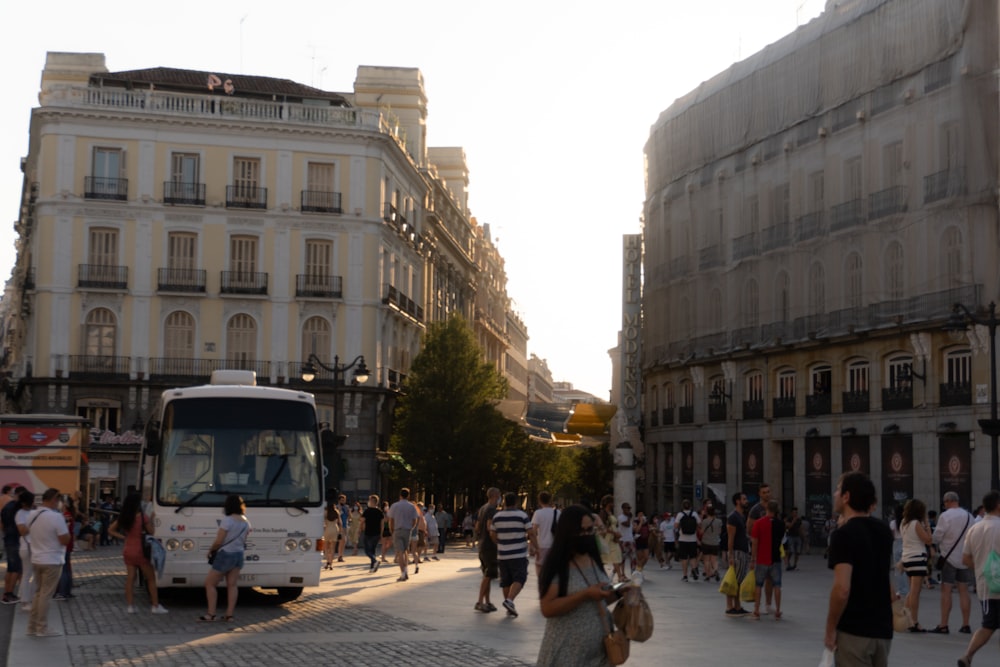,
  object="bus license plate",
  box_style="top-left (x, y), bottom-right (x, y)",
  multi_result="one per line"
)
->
top-left (238, 574), bottom-right (256, 582)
